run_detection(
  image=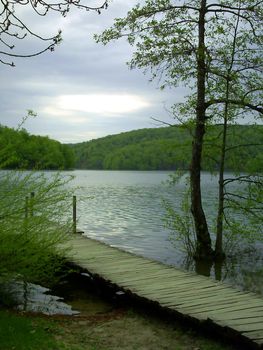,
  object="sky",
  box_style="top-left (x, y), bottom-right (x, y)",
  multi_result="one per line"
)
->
top-left (0, 0), bottom-right (182, 144)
